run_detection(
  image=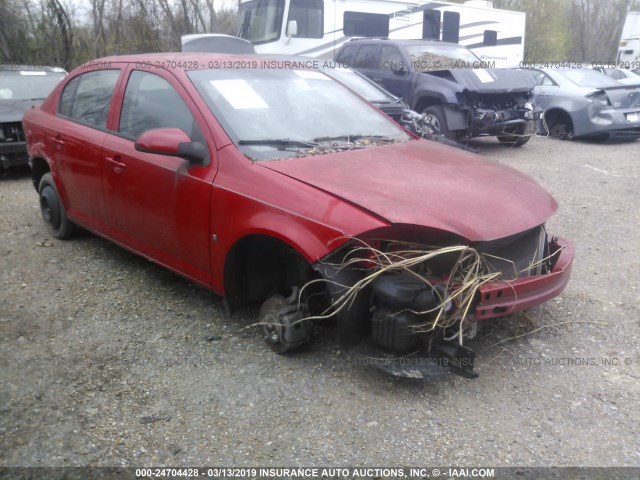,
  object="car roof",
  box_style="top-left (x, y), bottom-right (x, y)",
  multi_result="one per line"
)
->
top-left (91, 52), bottom-right (259, 68)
